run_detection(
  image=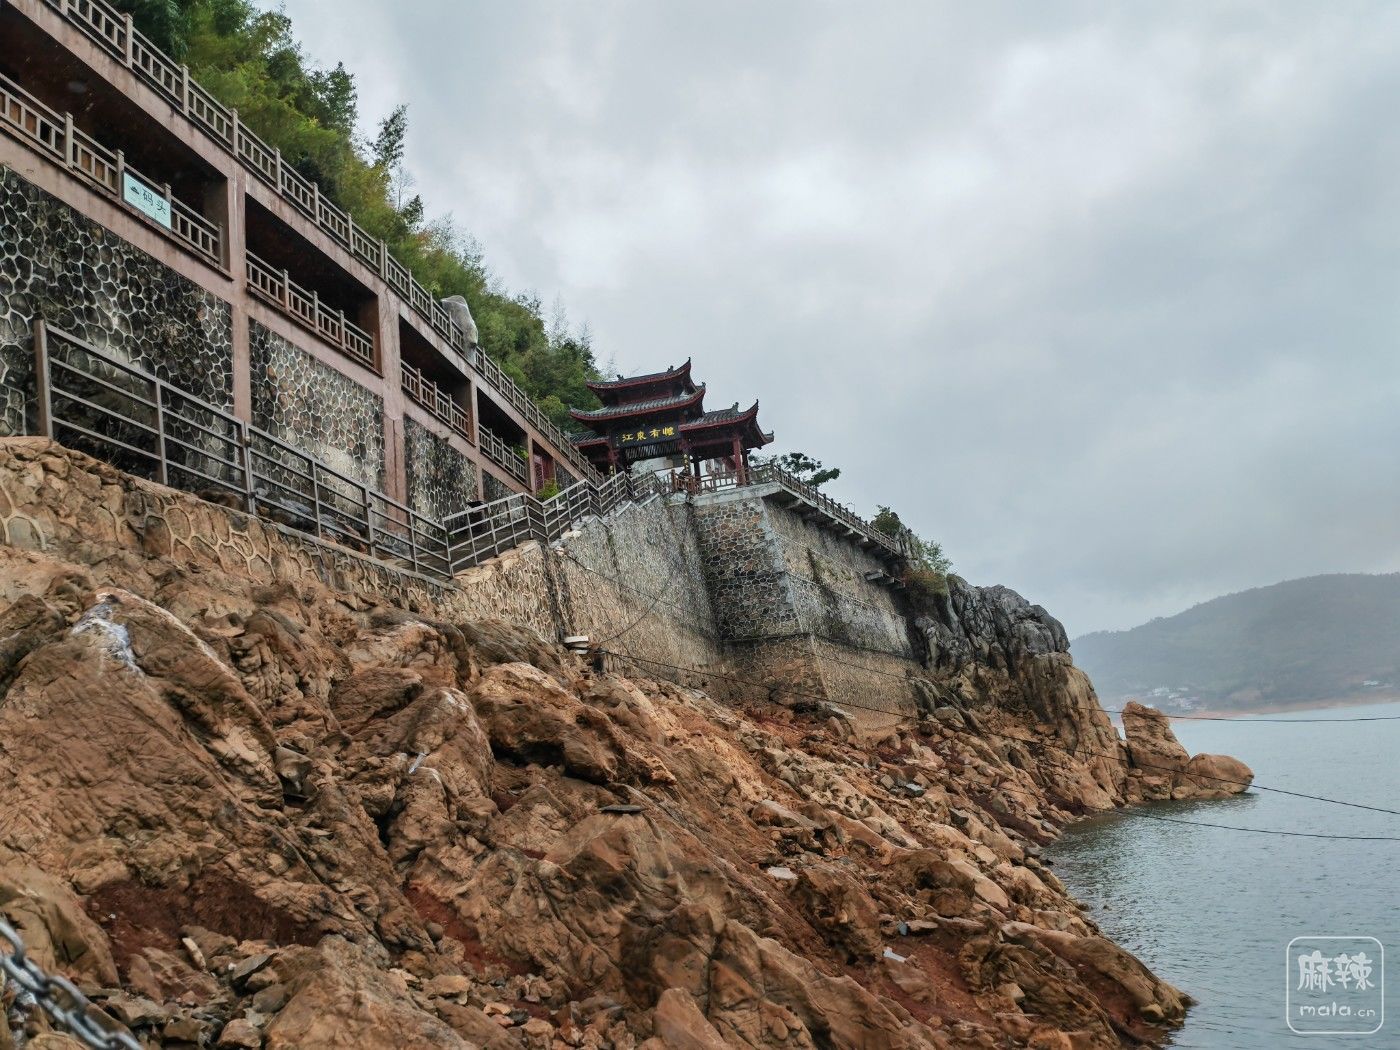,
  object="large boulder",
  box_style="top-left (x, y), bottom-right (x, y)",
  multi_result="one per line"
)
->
top-left (1120, 701), bottom-right (1252, 801)
top-left (440, 295), bottom-right (479, 345)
